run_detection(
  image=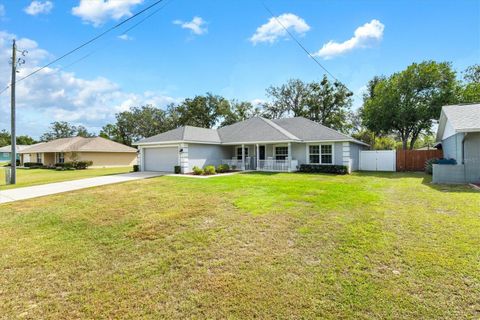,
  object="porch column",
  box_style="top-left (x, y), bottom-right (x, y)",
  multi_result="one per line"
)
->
top-left (256, 144), bottom-right (259, 171)
top-left (241, 144), bottom-right (245, 170)
top-left (287, 142), bottom-right (292, 172)
top-left (342, 142), bottom-right (352, 173)
top-left (140, 147), bottom-right (145, 171)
